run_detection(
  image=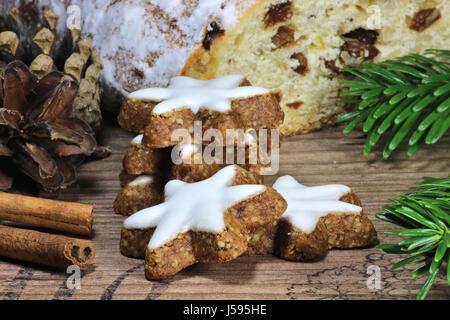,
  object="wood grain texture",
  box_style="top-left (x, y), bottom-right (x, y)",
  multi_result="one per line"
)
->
top-left (0, 118), bottom-right (449, 300)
